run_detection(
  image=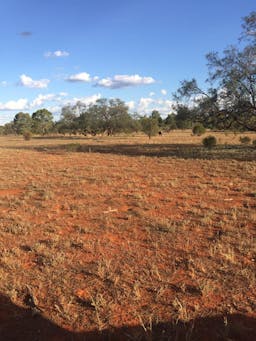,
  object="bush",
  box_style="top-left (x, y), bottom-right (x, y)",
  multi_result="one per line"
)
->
top-left (140, 117), bottom-right (159, 139)
top-left (239, 136), bottom-right (251, 145)
top-left (202, 135), bottom-right (217, 149)
top-left (192, 123), bottom-right (206, 136)
top-left (23, 131), bottom-right (32, 141)
top-left (252, 139), bottom-right (256, 147)
top-left (64, 143), bottom-right (82, 152)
